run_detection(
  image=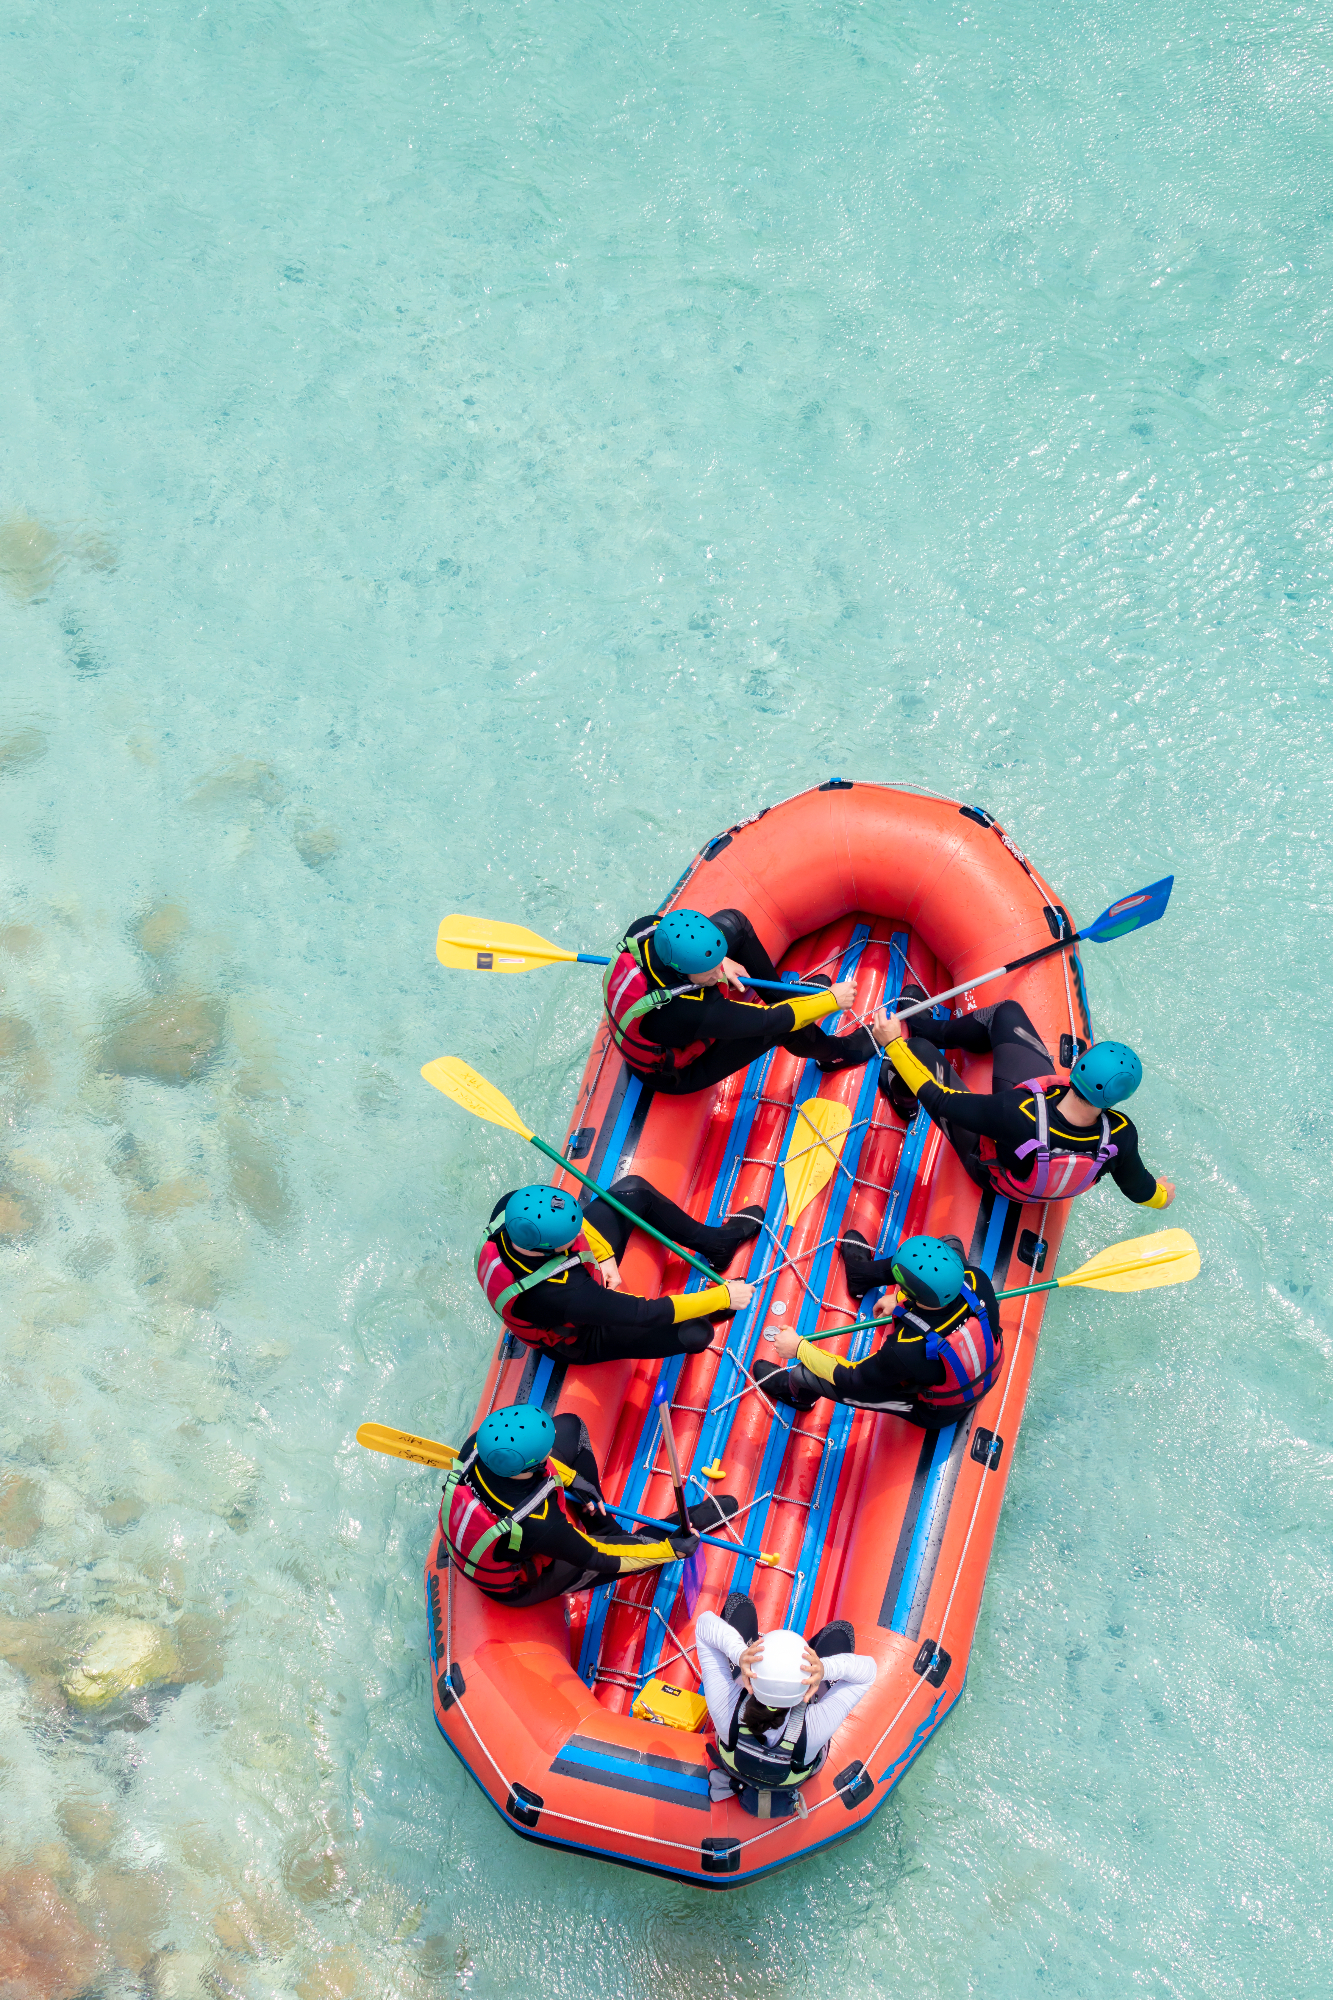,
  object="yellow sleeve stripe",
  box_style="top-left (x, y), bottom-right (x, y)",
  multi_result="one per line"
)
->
top-left (549, 1456), bottom-right (577, 1488)
top-left (671, 1283), bottom-right (731, 1323)
top-left (795, 1338), bottom-right (840, 1385)
top-left (886, 1039), bottom-right (937, 1095)
top-left (581, 1219), bottom-right (615, 1263)
top-left (785, 990), bottom-right (840, 1032)
top-left (1143, 1180), bottom-right (1171, 1209)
